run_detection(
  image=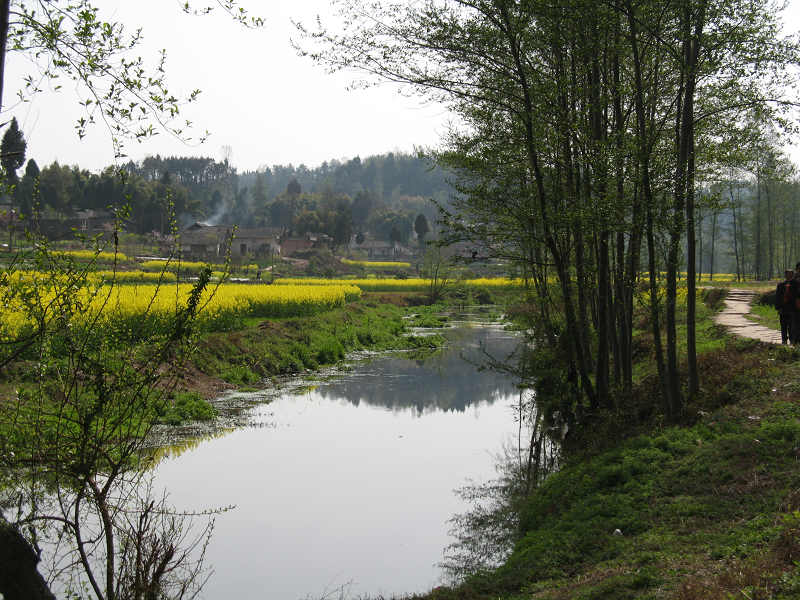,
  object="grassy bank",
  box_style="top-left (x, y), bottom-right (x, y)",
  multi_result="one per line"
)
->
top-left (422, 290), bottom-right (800, 600)
top-left (182, 299), bottom-right (444, 392)
top-left (0, 295), bottom-right (447, 432)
